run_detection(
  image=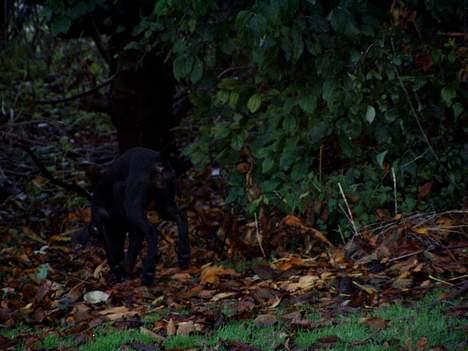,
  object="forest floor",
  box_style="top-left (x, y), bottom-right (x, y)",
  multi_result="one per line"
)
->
top-left (0, 45), bottom-right (466, 350)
